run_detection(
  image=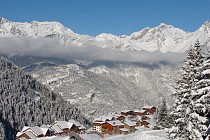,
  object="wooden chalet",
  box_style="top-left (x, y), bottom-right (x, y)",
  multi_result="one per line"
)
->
top-left (51, 121), bottom-right (75, 135)
top-left (121, 110), bottom-right (135, 116)
top-left (16, 126), bottom-right (49, 139)
top-left (142, 106), bottom-right (156, 114)
top-left (124, 120), bottom-right (136, 133)
top-left (134, 109), bottom-right (148, 116)
top-left (92, 115), bottom-right (115, 133)
top-left (92, 121), bottom-right (104, 133)
top-left (40, 124), bottom-right (53, 136)
top-left (16, 131), bottom-right (37, 140)
top-left (69, 119), bottom-right (86, 134)
top-left (106, 120), bottom-right (124, 134)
